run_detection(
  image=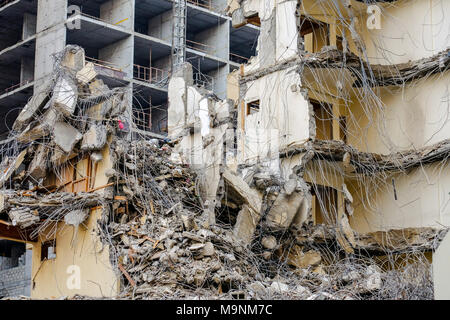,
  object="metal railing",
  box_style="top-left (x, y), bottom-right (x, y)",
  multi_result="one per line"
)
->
top-left (133, 64), bottom-right (169, 86)
top-left (187, 0), bottom-right (217, 11)
top-left (85, 56), bottom-right (123, 72)
top-left (0, 0), bottom-right (15, 9)
top-left (229, 53), bottom-right (249, 64)
top-left (186, 39), bottom-right (215, 54)
top-left (133, 104), bottom-right (168, 133)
